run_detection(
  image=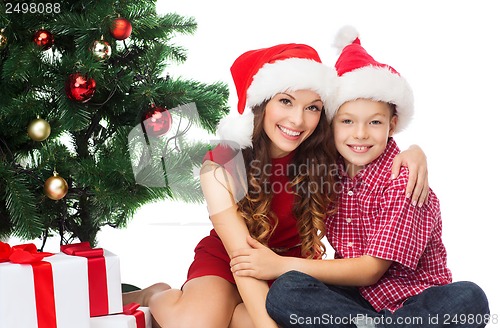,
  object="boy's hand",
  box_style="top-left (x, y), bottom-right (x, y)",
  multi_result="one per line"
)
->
top-left (391, 144), bottom-right (429, 207)
top-left (230, 236), bottom-right (285, 280)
